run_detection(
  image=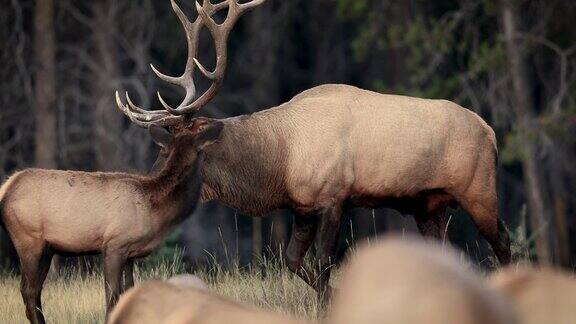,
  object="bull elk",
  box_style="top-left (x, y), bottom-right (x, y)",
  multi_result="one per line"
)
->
top-left (489, 267), bottom-right (576, 324)
top-left (0, 123), bottom-right (223, 323)
top-left (115, 0), bottom-right (511, 304)
top-left (109, 274), bottom-right (305, 324)
top-left (328, 237), bottom-right (518, 324)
